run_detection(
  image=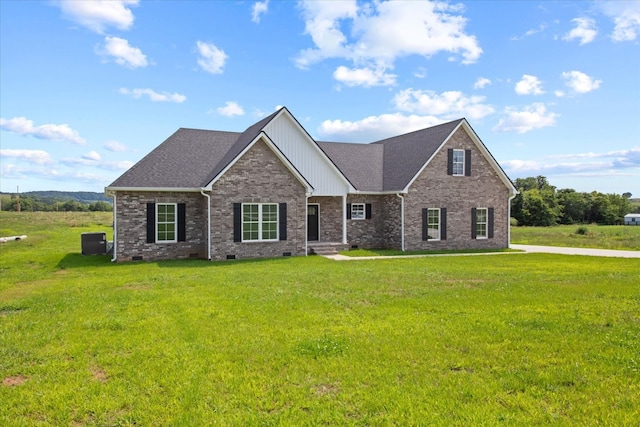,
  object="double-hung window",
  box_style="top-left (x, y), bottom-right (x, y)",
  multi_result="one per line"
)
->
top-left (157, 203), bottom-right (177, 242)
top-left (242, 203), bottom-right (278, 241)
top-left (475, 207), bottom-right (488, 239)
top-left (351, 203), bottom-right (365, 220)
top-left (427, 208), bottom-right (441, 240)
top-left (452, 149), bottom-right (465, 176)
